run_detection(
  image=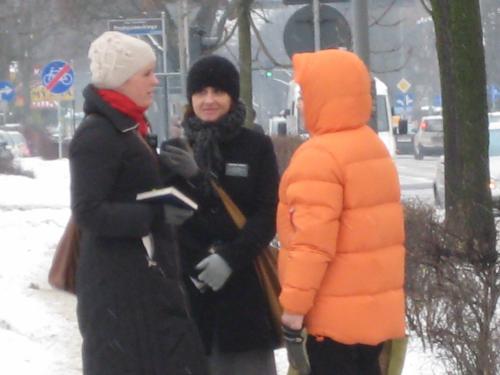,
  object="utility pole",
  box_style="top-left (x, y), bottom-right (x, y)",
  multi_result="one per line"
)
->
top-left (177, 0), bottom-right (189, 97)
top-left (313, 0), bottom-right (320, 51)
top-left (352, 0), bottom-right (370, 69)
top-left (238, 0), bottom-right (253, 128)
top-left (352, 0), bottom-right (376, 132)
